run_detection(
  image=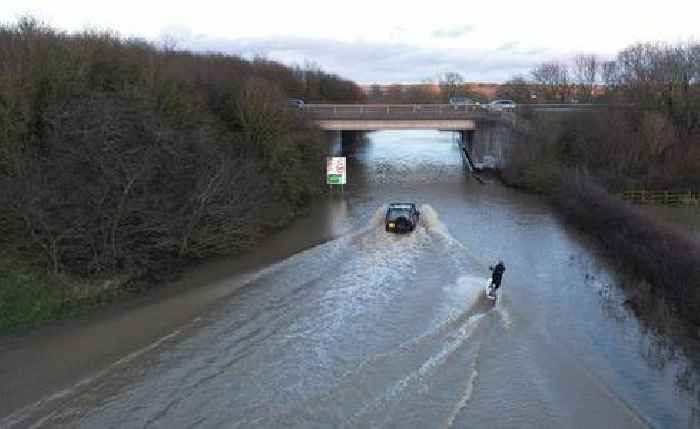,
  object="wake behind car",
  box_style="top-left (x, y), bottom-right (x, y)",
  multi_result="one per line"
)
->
top-left (385, 203), bottom-right (420, 233)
